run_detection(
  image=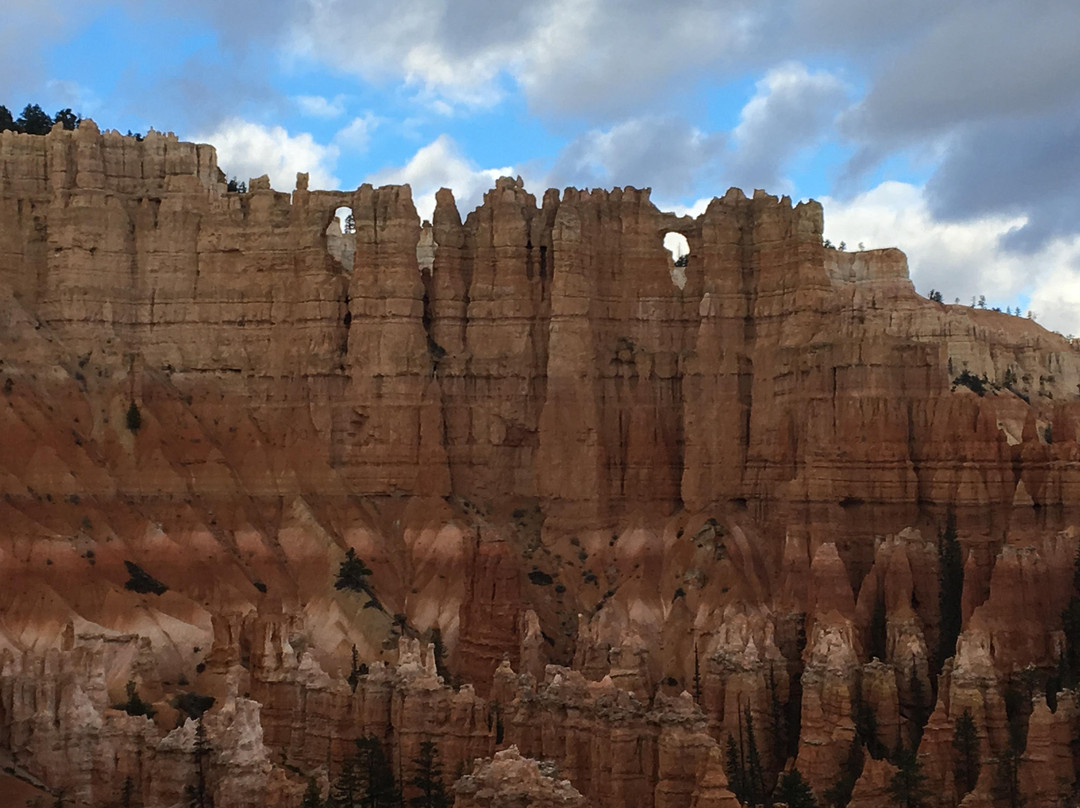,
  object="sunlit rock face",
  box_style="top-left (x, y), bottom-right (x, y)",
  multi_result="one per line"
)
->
top-left (3, 122), bottom-right (1080, 806)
